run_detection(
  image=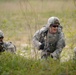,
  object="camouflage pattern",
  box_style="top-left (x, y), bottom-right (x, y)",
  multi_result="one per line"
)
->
top-left (33, 17), bottom-right (65, 59)
top-left (33, 26), bottom-right (48, 50)
top-left (0, 30), bottom-right (16, 53)
top-left (74, 47), bottom-right (76, 54)
top-left (73, 47), bottom-right (76, 60)
top-left (33, 26), bottom-right (65, 59)
top-left (32, 17), bottom-right (65, 59)
top-left (47, 16), bottom-right (60, 27)
top-left (0, 42), bottom-right (16, 53)
top-left (0, 30), bottom-right (4, 37)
